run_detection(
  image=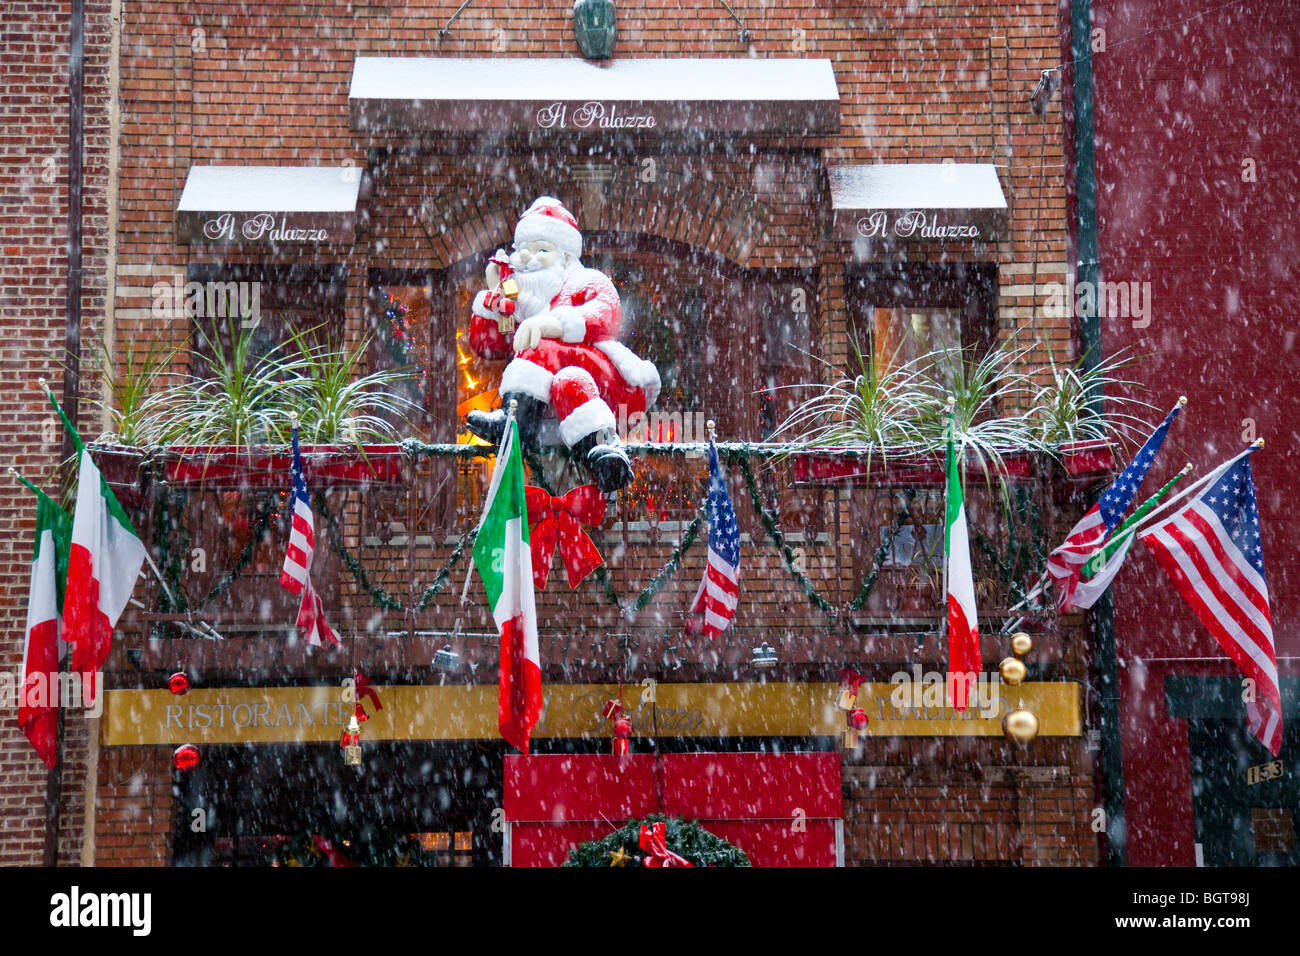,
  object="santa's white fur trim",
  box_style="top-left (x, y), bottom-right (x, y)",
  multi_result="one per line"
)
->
top-left (593, 340), bottom-right (662, 409)
top-left (500, 357), bottom-right (554, 401)
top-left (552, 304), bottom-right (587, 343)
top-left (515, 197), bottom-right (582, 259)
top-left (471, 290), bottom-right (497, 321)
top-left (559, 397), bottom-right (615, 447)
